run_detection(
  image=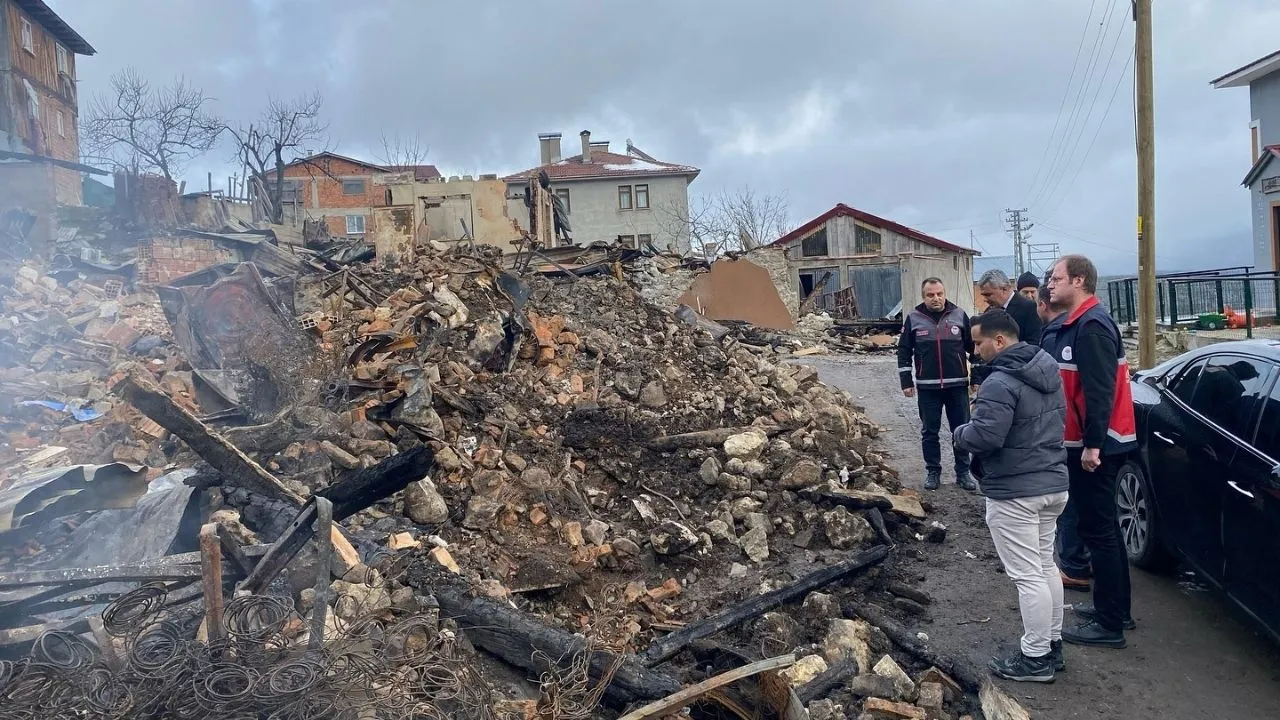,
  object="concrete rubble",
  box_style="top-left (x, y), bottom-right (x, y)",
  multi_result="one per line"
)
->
top-left (0, 214), bottom-right (1008, 718)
